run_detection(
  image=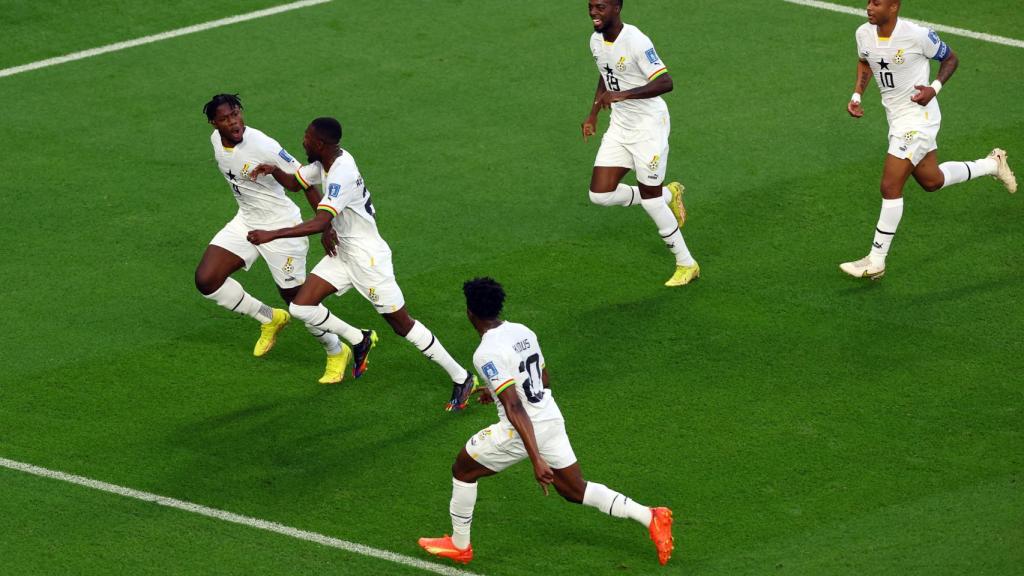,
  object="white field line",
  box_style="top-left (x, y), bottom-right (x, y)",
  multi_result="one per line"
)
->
top-left (0, 457), bottom-right (483, 576)
top-left (0, 0), bottom-right (333, 79)
top-left (783, 0), bottom-right (1024, 49)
